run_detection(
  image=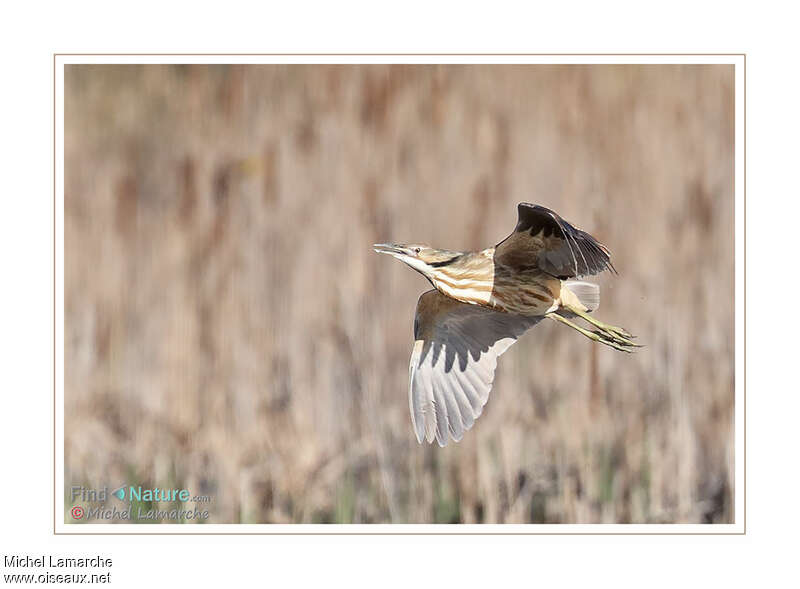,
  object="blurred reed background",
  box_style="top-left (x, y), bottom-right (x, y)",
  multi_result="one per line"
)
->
top-left (64, 64), bottom-right (734, 524)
